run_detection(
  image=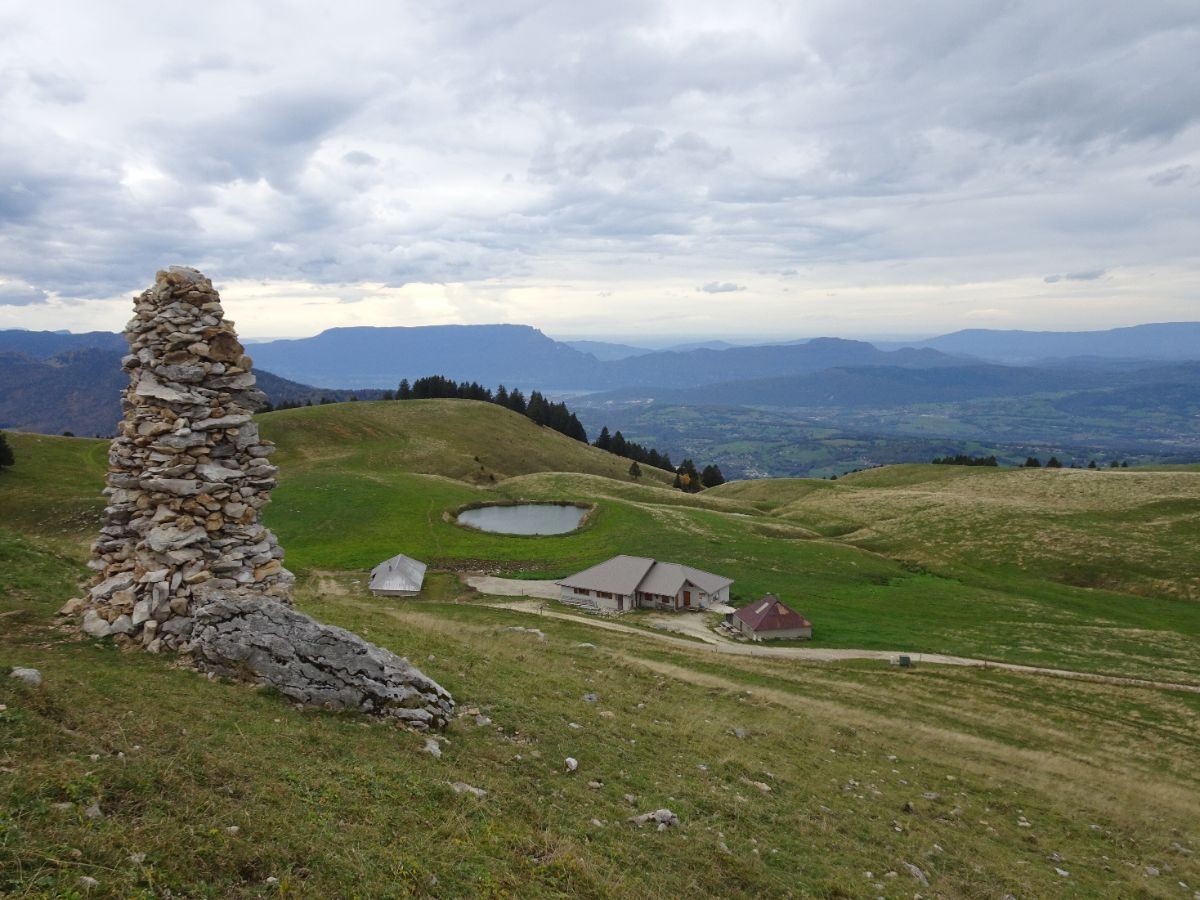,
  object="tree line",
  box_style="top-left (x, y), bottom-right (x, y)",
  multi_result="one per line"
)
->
top-left (269, 373), bottom-right (729, 491)
top-left (931, 454), bottom-right (998, 467)
top-left (932, 452), bottom-right (1130, 469)
top-left (393, 375), bottom-right (726, 491)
